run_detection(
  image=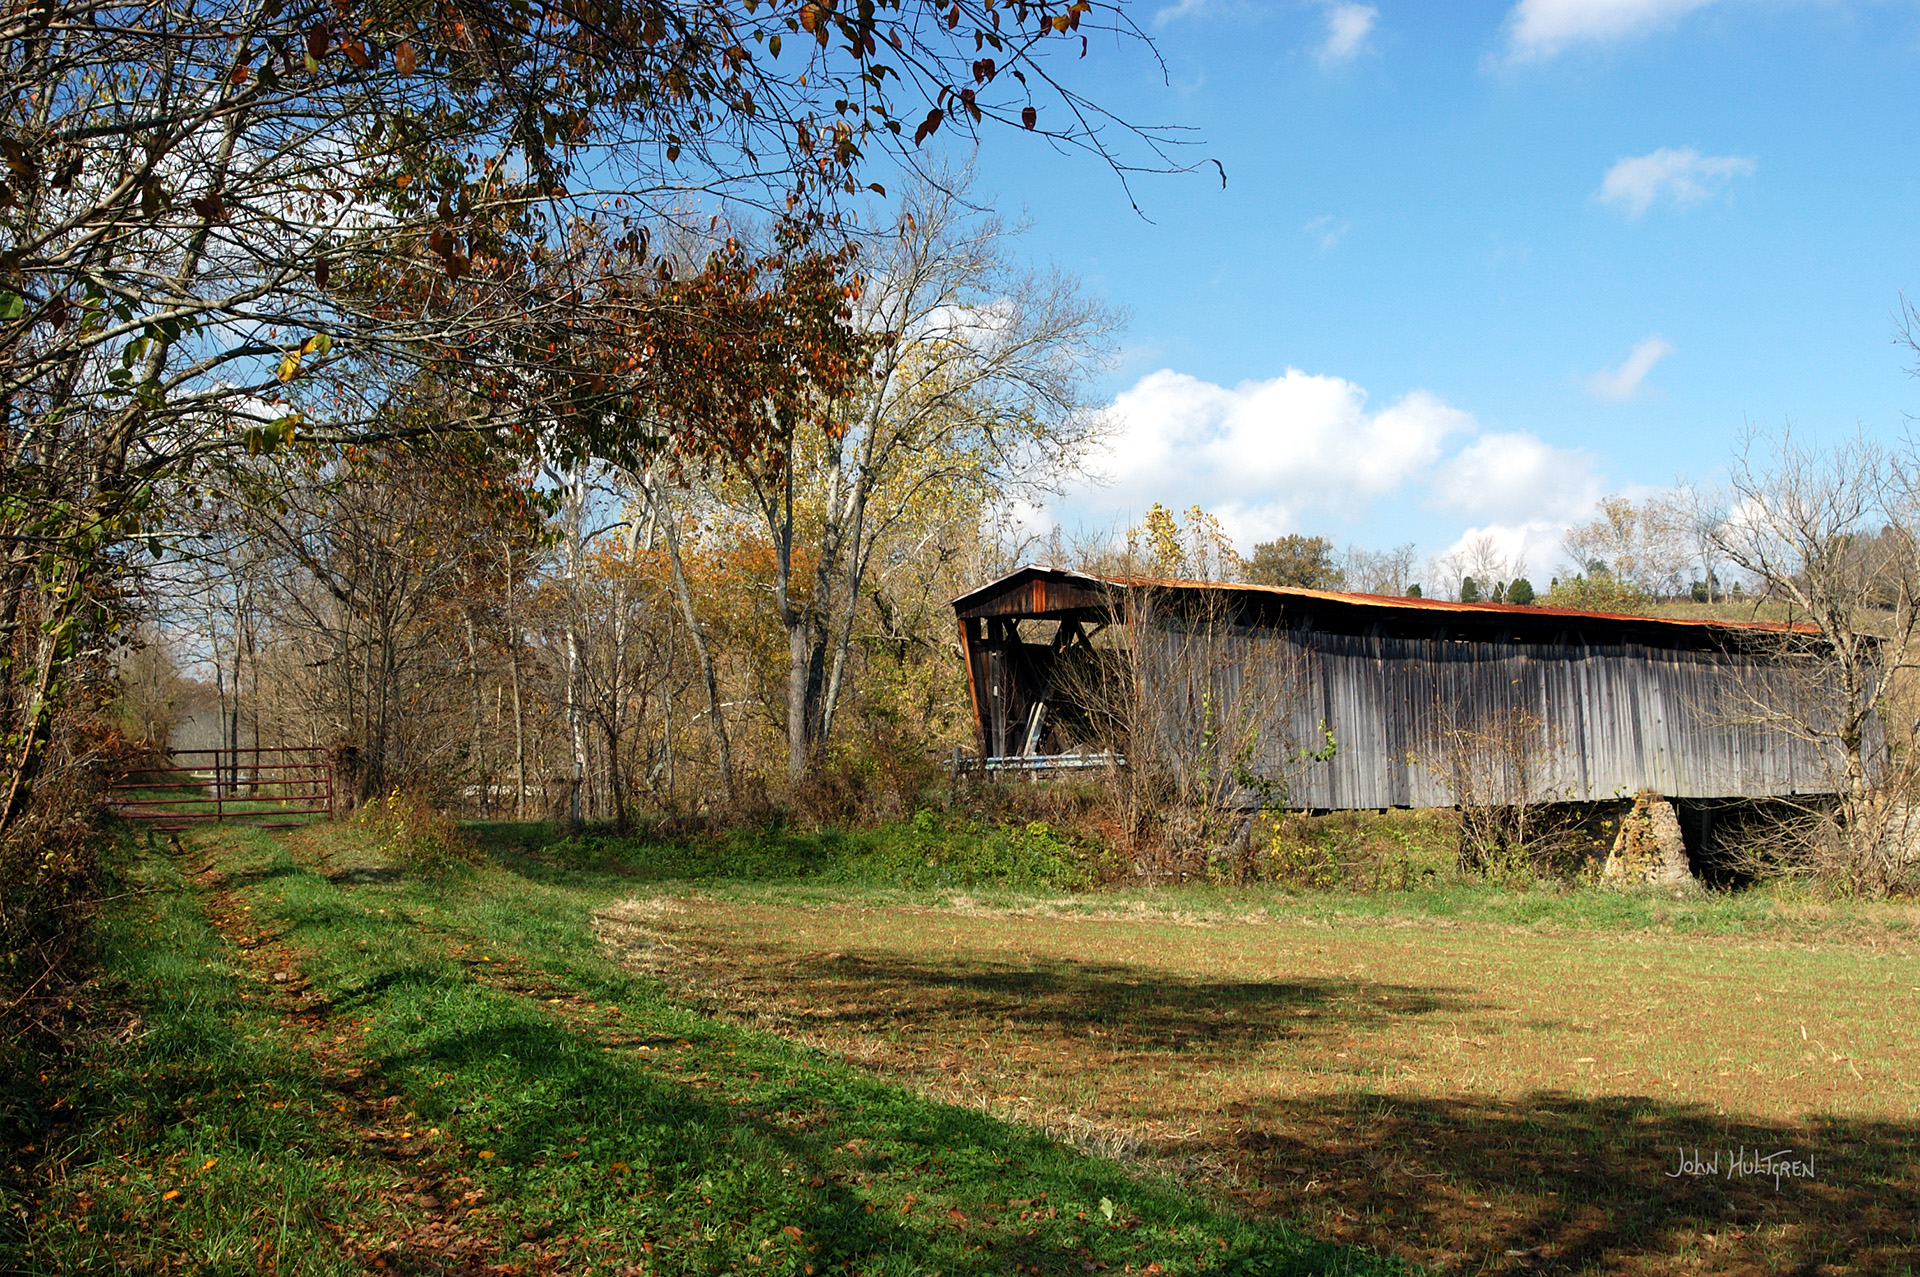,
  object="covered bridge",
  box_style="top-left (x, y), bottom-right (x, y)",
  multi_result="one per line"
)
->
top-left (952, 567), bottom-right (1848, 810)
